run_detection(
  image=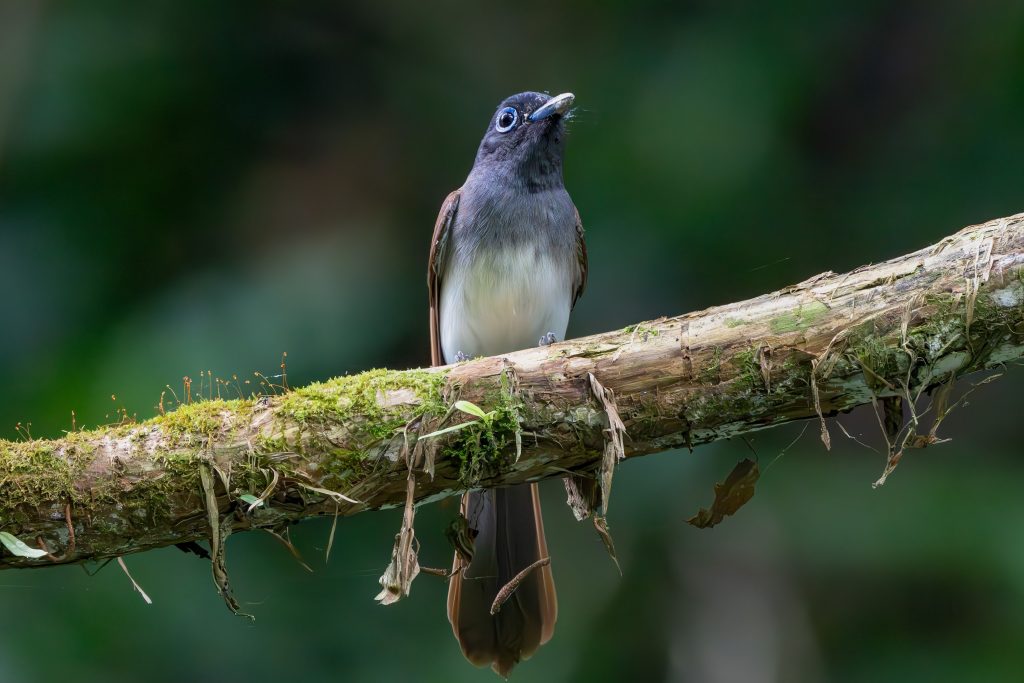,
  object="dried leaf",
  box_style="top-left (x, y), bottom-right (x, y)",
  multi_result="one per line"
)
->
top-left (325, 503), bottom-right (340, 564)
top-left (588, 373), bottom-right (627, 516)
top-left (117, 556), bottom-right (153, 605)
top-left (593, 515), bottom-right (622, 575)
top-left (872, 449), bottom-right (903, 489)
top-left (809, 358), bottom-right (831, 450)
top-left (563, 475), bottom-right (599, 522)
top-left (263, 528), bottom-right (313, 573)
top-left (375, 475), bottom-right (420, 605)
top-left (200, 463), bottom-right (253, 620)
top-left (871, 396), bottom-right (909, 488)
top-left (296, 482), bottom-right (360, 505)
top-left (687, 458), bottom-right (760, 529)
top-left (244, 468), bottom-right (280, 513)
